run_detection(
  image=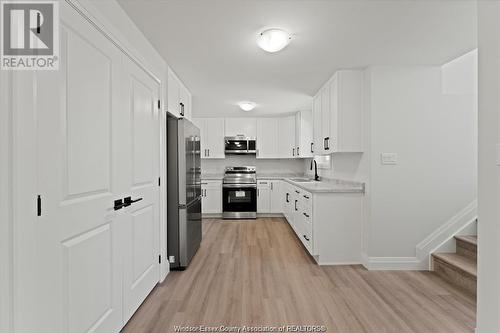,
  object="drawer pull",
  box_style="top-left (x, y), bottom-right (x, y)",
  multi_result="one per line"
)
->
top-left (303, 235), bottom-right (310, 242)
top-left (303, 212), bottom-right (310, 218)
top-left (303, 195), bottom-right (310, 199)
top-left (295, 190), bottom-right (300, 194)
